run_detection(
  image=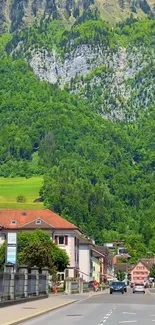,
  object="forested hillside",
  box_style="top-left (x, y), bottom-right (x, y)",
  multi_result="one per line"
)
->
top-left (1, 10), bottom-right (155, 261)
top-left (7, 17), bottom-right (155, 119)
